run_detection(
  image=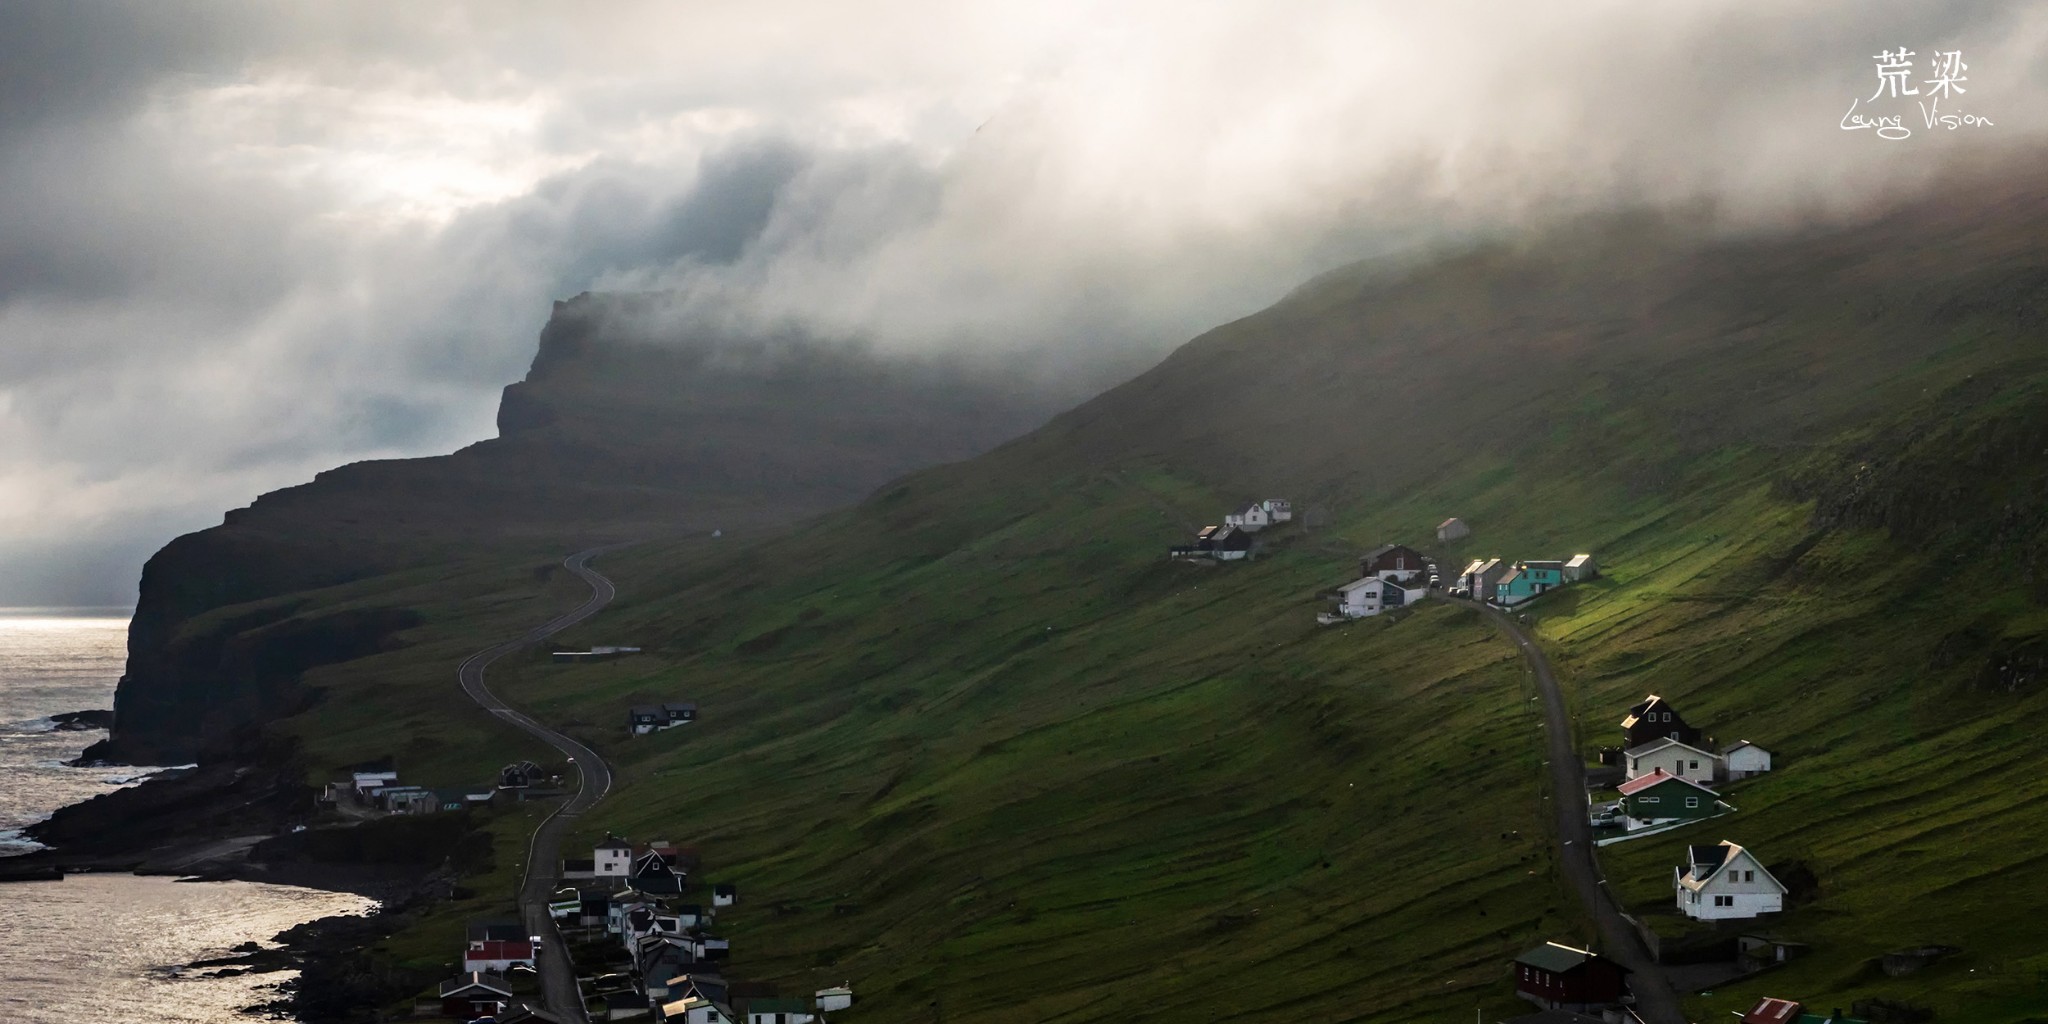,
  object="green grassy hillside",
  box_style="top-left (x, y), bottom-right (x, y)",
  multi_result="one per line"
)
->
top-left (181, 165), bottom-right (2048, 1020)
